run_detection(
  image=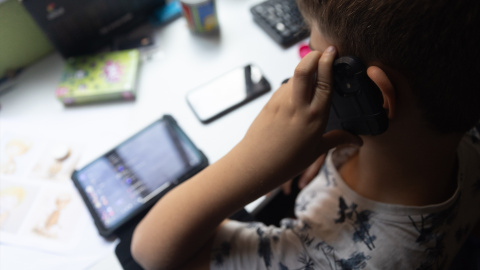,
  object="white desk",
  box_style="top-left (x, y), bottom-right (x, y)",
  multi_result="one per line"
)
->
top-left (0, 0), bottom-right (305, 269)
